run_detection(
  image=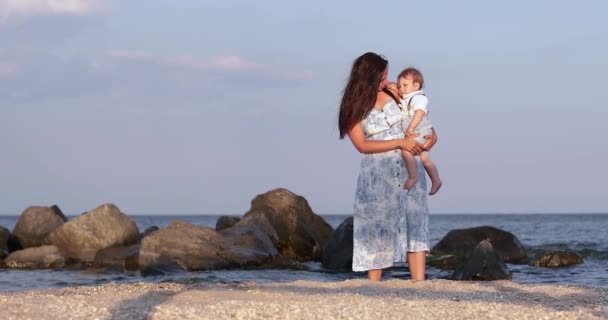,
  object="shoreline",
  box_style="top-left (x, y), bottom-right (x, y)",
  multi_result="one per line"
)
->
top-left (1, 279), bottom-right (606, 319)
